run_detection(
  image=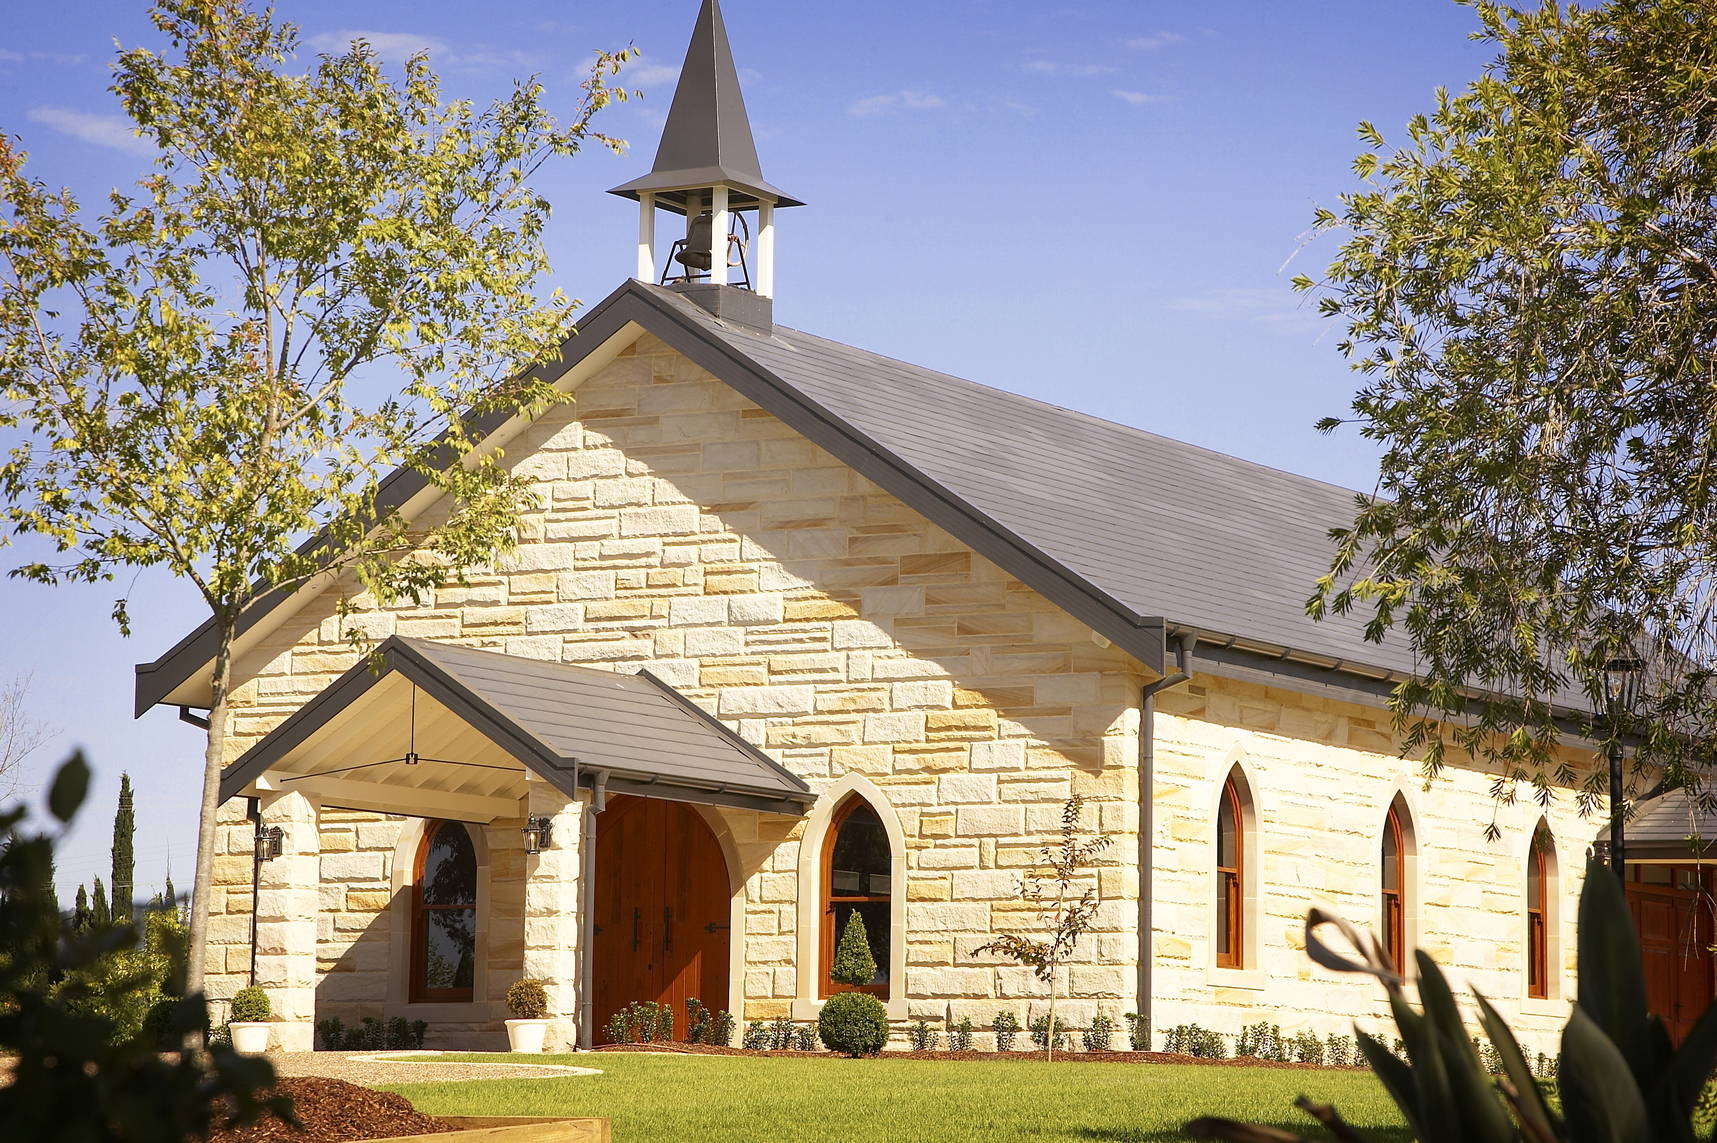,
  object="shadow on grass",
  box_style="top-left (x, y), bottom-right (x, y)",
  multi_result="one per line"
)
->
top-left (1071, 1119), bottom-right (1414, 1142)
